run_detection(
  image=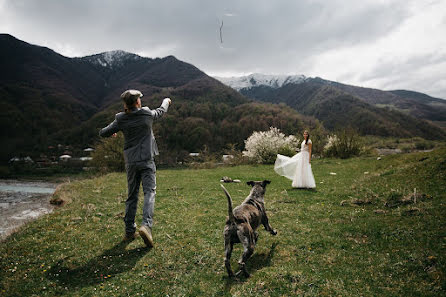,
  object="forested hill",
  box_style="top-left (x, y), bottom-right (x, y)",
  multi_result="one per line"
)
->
top-left (0, 34), bottom-right (320, 164)
top-left (74, 98), bottom-right (322, 165)
top-left (216, 74), bottom-right (446, 140)
top-left (2, 34), bottom-right (444, 165)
